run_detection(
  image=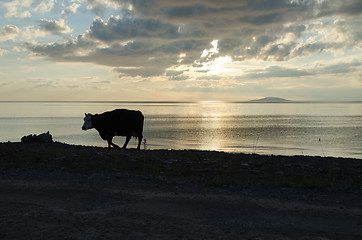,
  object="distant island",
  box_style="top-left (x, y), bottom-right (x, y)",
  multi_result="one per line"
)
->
top-left (250, 97), bottom-right (292, 103)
